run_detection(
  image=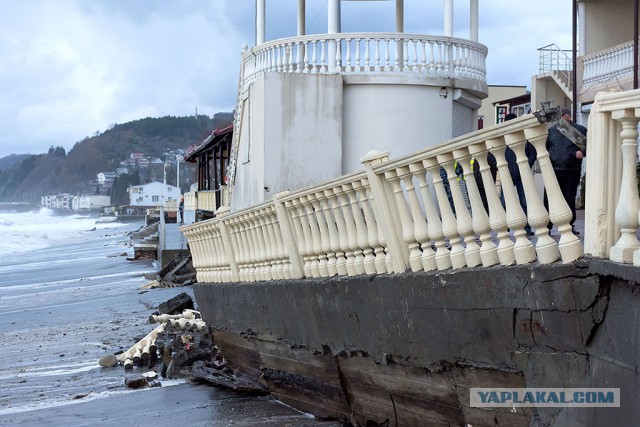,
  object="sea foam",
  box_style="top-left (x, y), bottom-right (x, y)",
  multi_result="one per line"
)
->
top-left (0, 208), bottom-right (125, 255)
